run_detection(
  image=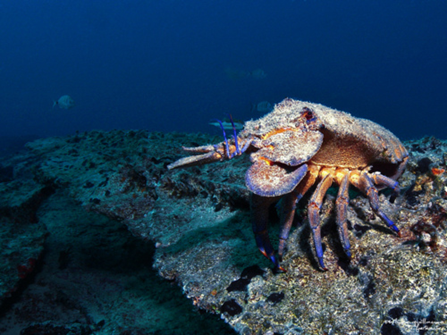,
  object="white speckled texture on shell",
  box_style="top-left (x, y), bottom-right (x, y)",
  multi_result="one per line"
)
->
top-left (242, 98), bottom-right (407, 170)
